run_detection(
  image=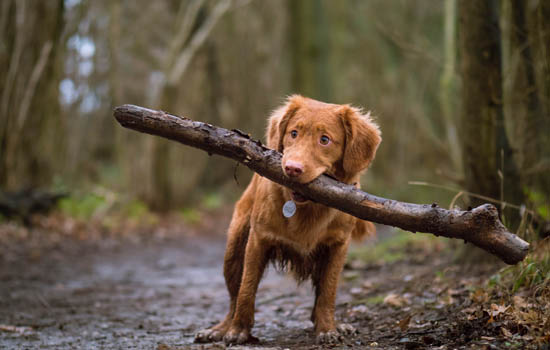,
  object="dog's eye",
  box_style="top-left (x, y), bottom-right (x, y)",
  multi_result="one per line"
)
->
top-left (319, 135), bottom-right (331, 145)
top-left (290, 130), bottom-right (298, 138)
